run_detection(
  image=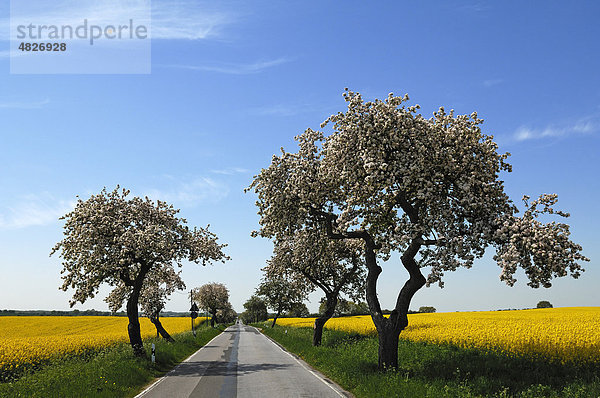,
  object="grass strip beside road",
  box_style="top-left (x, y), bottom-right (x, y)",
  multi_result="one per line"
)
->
top-left (259, 324), bottom-right (600, 398)
top-left (0, 326), bottom-right (223, 398)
